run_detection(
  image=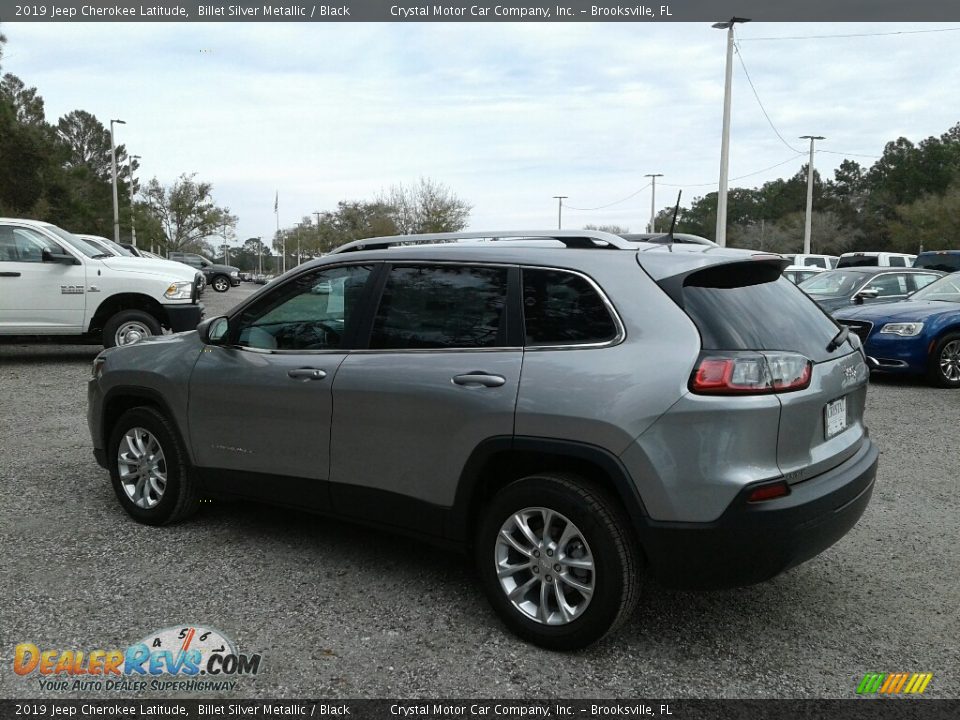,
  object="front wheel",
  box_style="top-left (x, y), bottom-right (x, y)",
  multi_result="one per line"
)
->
top-left (102, 310), bottom-right (161, 348)
top-left (927, 332), bottom-right (960, 388)
top-left (108, 406), bottom-right (200, 525)
top-left (212, 275), bottom-right (230, 292)
top-left (475, 473), bottom-right (640, 650)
